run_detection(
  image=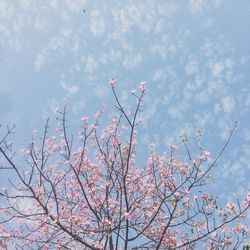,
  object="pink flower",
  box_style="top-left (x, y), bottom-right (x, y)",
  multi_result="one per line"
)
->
top-left (53, 107), bottom-right (59, 114)
top-left (201, 193), bottom-right (209, 202)
top-left (199, 151), bottom-right (211, 162)
top-left (222, 237), bottom-right (232, 246)
top-left (124, 212), bottom-right (132, 220)
top-left (109, 78), bottom-right (116, 88)
top-left (233, 223), bottom-right (249, 235)
top-left (81, 116), bottom-right (89, 129)
top-left (138, 81), bottom-right (146, 91)
top-left (170, 144), bottom-right (178, 151)
top-left (0, 226), bottom-right (10, 238)
top-left (81, 116), bottom-right (89, 121)
top-left (243, 193), bottom-right (250, 207)
top-left (227, 202), bottom-right (235, 212)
